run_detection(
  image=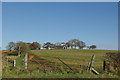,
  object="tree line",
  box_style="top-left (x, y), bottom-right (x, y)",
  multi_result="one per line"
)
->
top-left (6, 39), bottom-right (96, 51)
